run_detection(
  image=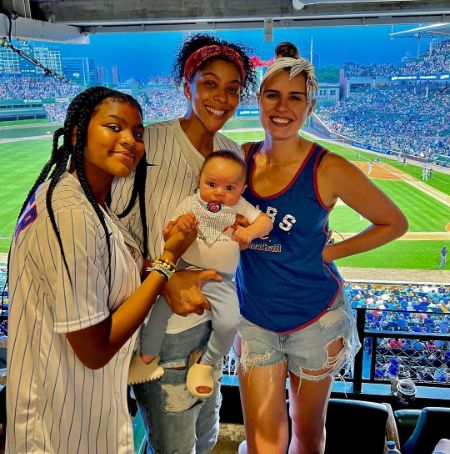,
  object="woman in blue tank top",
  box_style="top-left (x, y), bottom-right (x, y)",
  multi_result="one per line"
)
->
top-left (236, 47), bottom-right (408, 454)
